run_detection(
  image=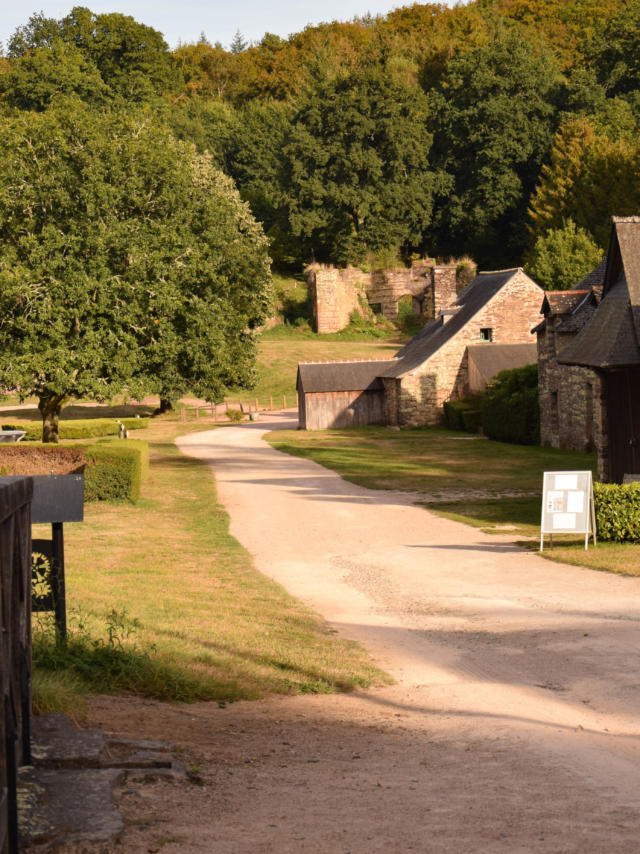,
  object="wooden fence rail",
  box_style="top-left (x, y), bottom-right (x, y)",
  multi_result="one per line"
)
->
top-left (0, 477), bottom-right (33, 854)
top-left (181, 394), bottom-right (299, 422)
